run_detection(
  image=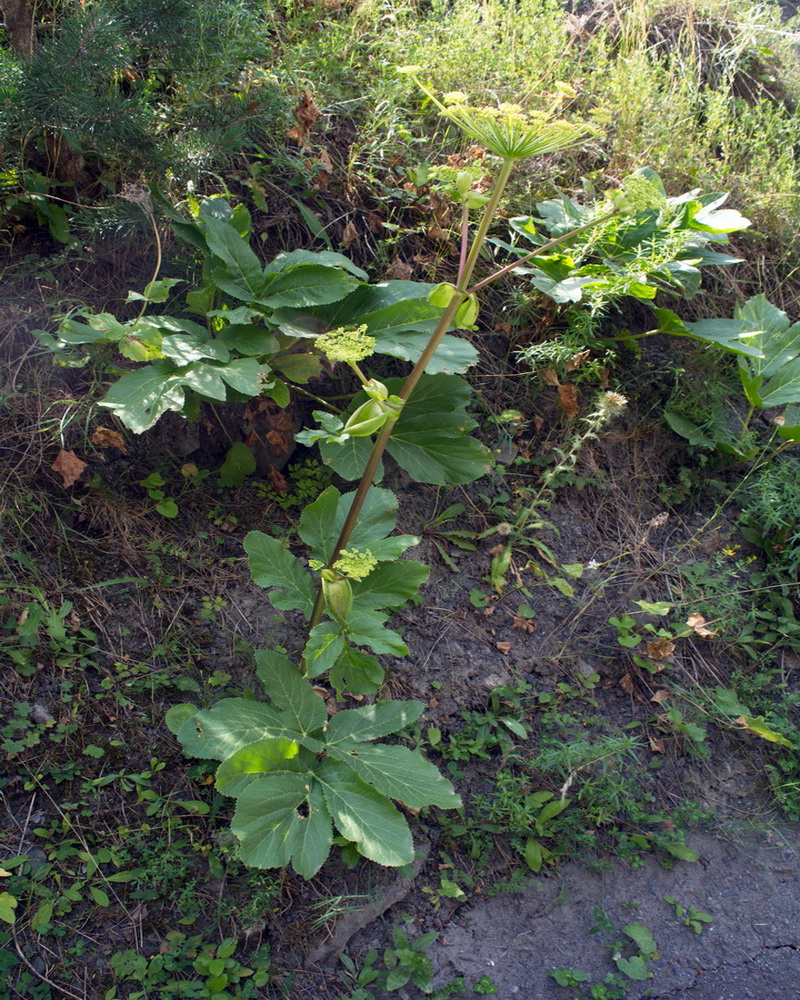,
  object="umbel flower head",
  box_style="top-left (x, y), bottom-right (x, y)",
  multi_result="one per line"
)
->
top-left (397, 67), bottom-right (591, 161)
top-left (334, 548), bottom-right (378, 581)
top-left (316, 324), bottom-right (375, 364)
